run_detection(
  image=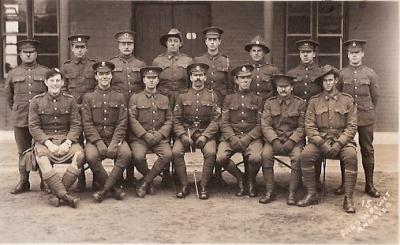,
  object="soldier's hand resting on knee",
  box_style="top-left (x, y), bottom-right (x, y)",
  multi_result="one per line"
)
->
top-left (153, 132), bottom-right (164, 145)
top-left (239, 135), bottom-right (252, 149)
top-left (195, 135), bottom-right (207, 149)
top-left (143, 132), bottom-right (157, 146)
top-left (57, 140), bottom-right (71, 156)
top-left (181, 134), bottom-right (193, 148)
top-left (320, 141), bottom-right (332, 156)
top-left (329, 142), bottom-right (341, 157)
top-left (107, 140), bottom-right (119, 159)
top-left (45, 140), bottom-right (59, 155)
top-left (229, 136), bottom-right (244, 152)
top-left (96, 140), bottom-right (108, 158)
top-left (282, 139), bottom-right (295, 154)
